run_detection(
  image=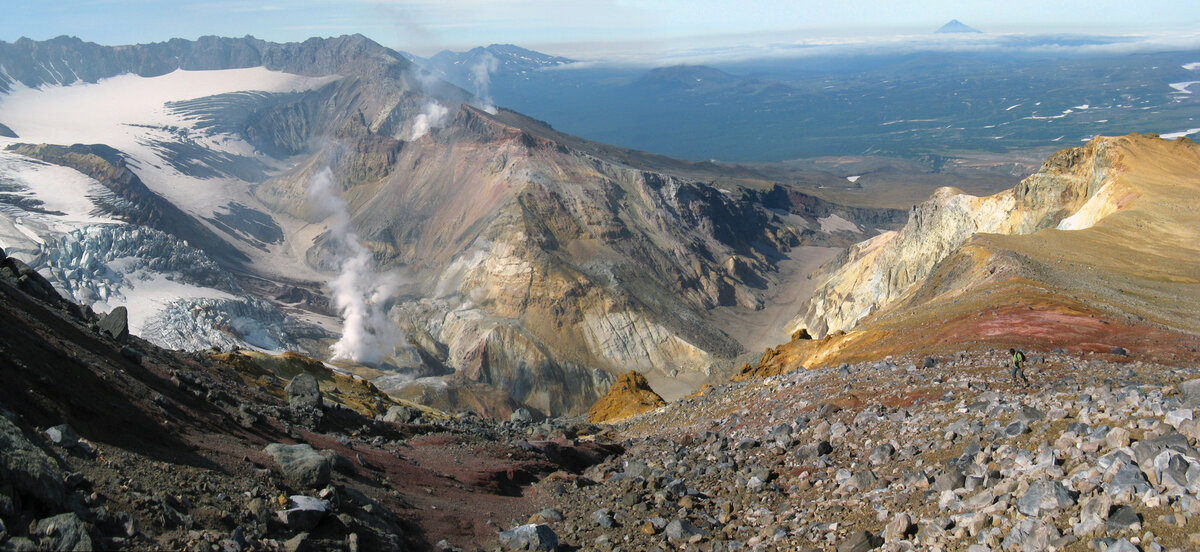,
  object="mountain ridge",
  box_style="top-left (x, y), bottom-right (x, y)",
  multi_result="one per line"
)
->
top-left (0, 33), bottom-right (903, 418)
top-left (746, 133), bottom-right (1200, 378)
